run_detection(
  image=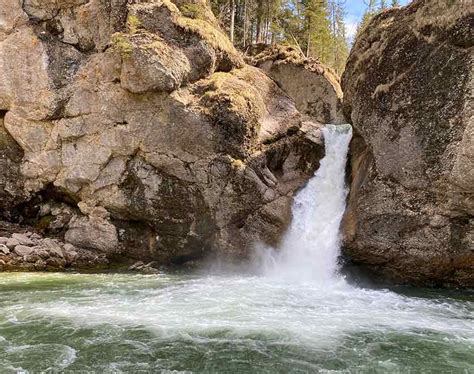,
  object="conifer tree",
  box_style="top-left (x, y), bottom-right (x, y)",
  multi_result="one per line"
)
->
top-left (328, 0), bottom-right (349, 74)
top-left (209, 0), bottom-right (350, 74)
top-left (356, 0), bottom-right (378, 36)
top-left (304, 0), bottom-right (332, 63)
